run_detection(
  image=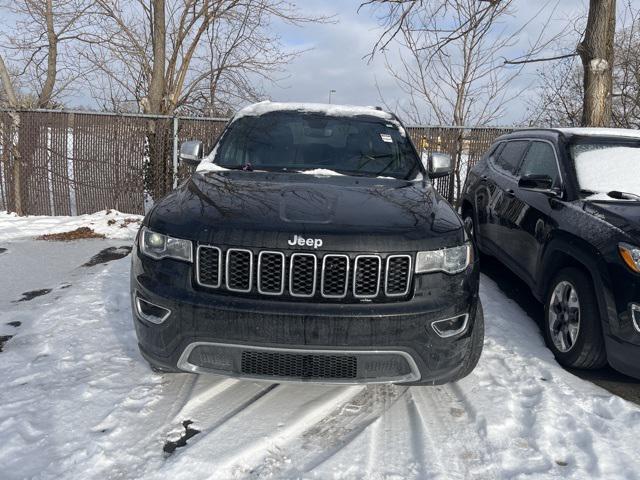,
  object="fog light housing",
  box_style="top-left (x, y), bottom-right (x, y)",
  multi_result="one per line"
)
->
top-left (135, 295), bottom-right (171, 324)
top-left (431, 314), bottom-right (469, 338)
top-left (631, 304), bottom-right (640, 334)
